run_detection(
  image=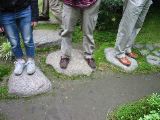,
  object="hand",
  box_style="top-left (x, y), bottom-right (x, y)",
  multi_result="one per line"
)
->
top-left (31, 21), bottom-right (38, 27)
top-left (0, 27), bottom-right (4, 33)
